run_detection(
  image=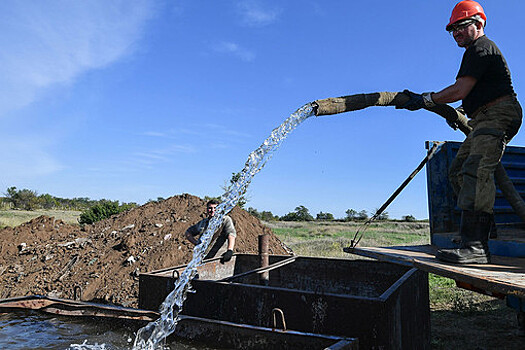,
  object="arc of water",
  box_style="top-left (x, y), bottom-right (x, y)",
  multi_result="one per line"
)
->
top-left (132, 103), bottom-right (315, 350)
